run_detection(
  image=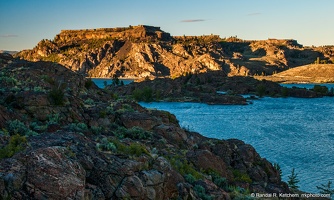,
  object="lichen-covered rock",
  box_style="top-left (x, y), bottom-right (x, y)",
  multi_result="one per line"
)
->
top-left (25, 146), bottom-right (86, 199)
top-left (120, 112), bottom-right (160, 130)
top-left (186, 149), bottom-right (229, 178)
